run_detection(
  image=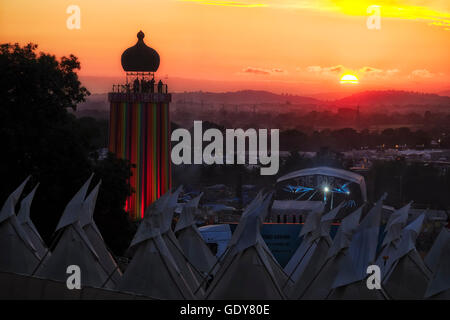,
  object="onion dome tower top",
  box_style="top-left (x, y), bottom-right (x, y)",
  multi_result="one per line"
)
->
top-left (121, 31), bottom-right (160, 72)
